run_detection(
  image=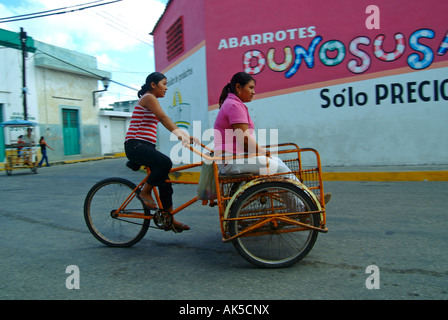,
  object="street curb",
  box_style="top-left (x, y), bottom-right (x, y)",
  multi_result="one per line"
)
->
top-left (0, 153), bottom-right (125, 171)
